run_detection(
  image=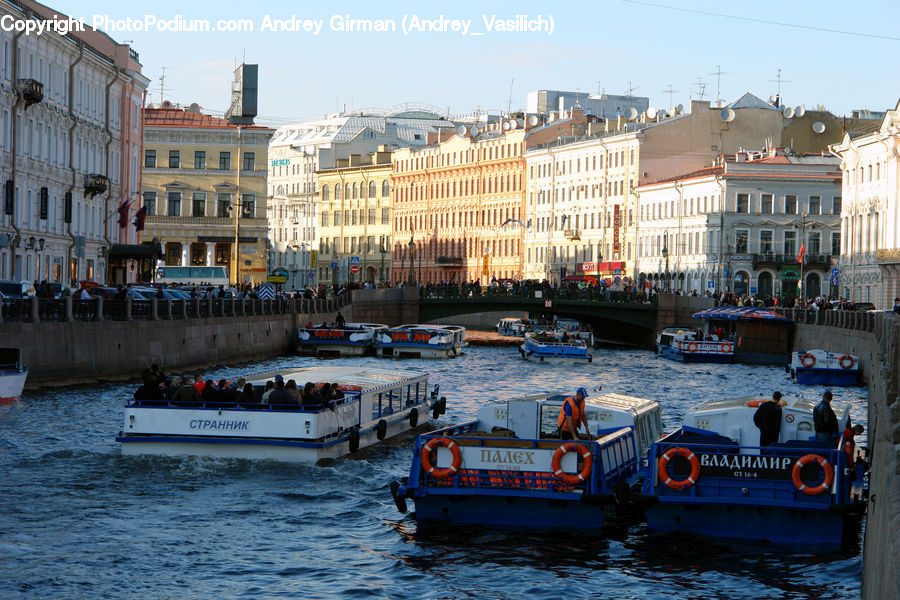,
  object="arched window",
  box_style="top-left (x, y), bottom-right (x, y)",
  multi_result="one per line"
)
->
top-left (352, 183), bottom-right (358, 199)
top-left (321, 185), bottom-right (329, 202)
top-left (335, 184), bottom-right (342, 200)
top-left (382, 180), bottom-right (390, 197)
top-left (345, 183), bottom-right (351, 200)
top-left (368, 181), bottom-right (376, 198)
